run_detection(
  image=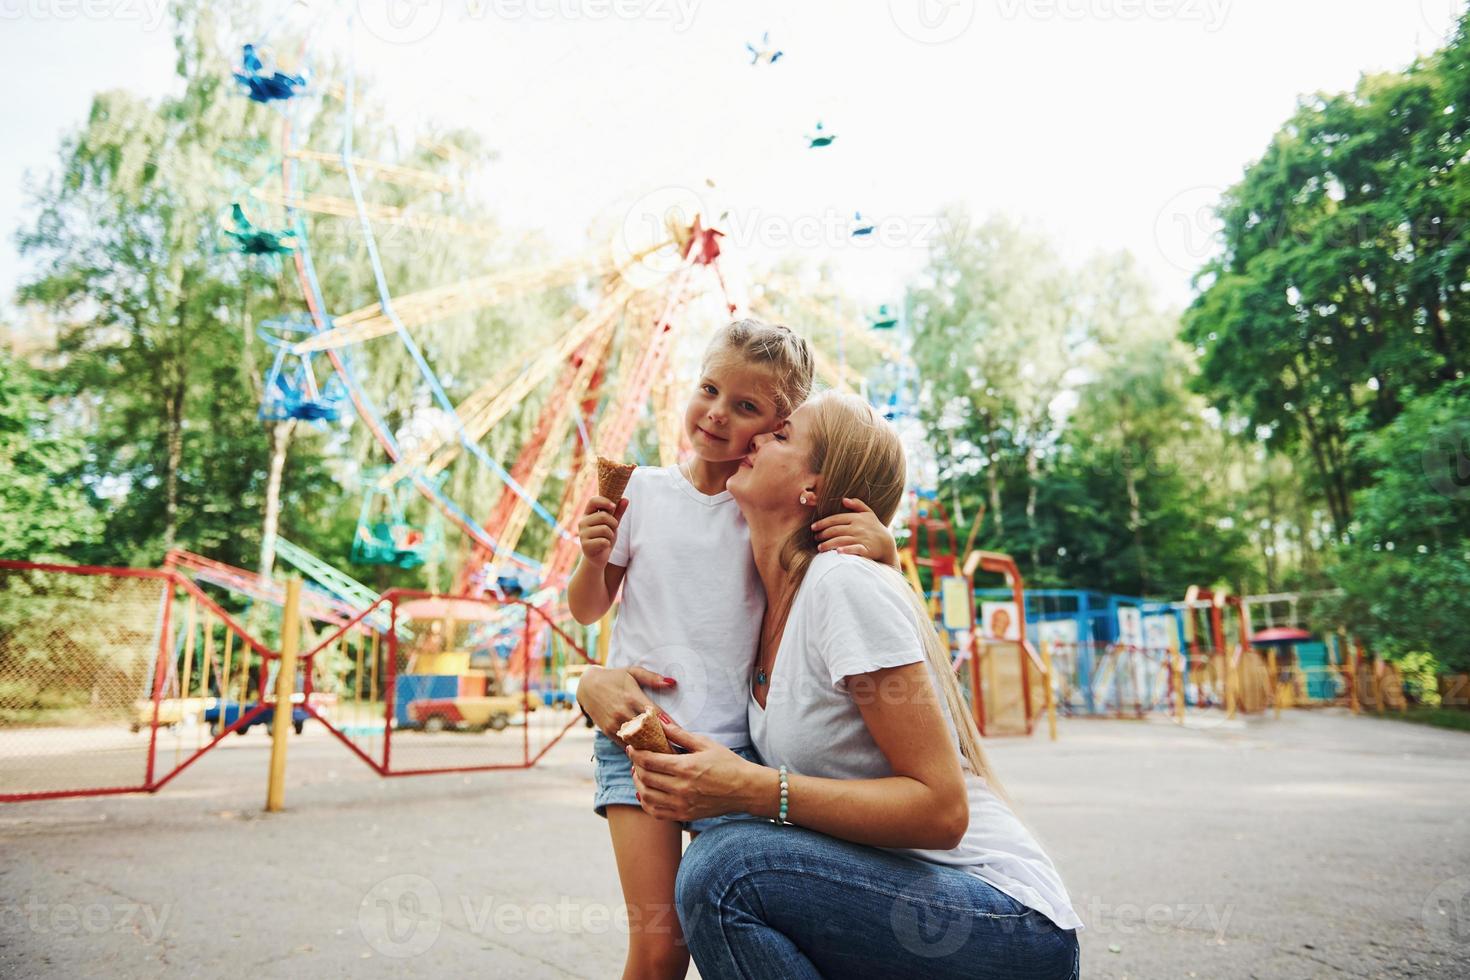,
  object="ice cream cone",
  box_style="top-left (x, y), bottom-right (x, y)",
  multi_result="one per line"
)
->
top-left (617, 706), bottom-right (672, 753)
top-left (597, 456), bottom-right (636, 501)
